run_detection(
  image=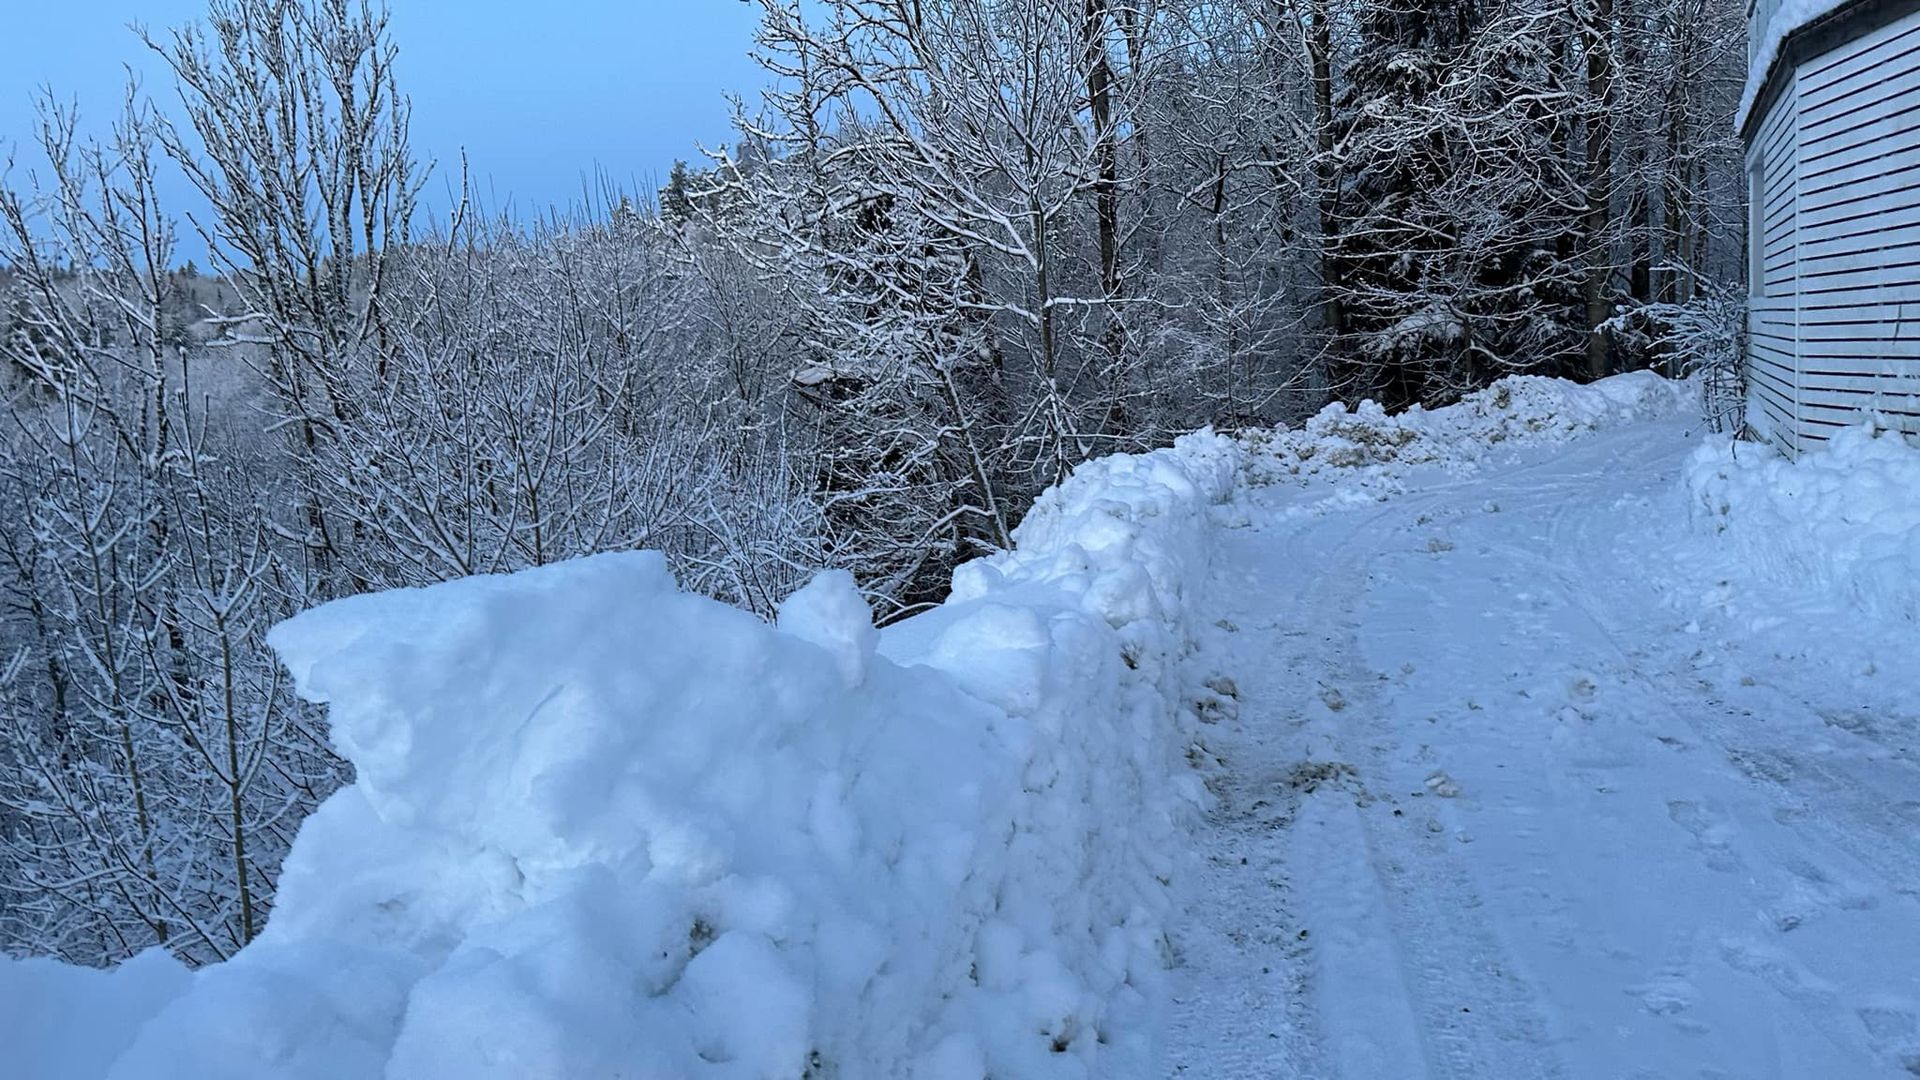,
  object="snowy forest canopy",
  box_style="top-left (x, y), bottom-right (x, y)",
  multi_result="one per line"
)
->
top-left (0, 0), bottom-right (1747, 968)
